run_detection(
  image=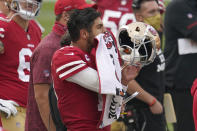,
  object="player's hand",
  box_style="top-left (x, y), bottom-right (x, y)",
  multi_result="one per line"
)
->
top-left (0, 99), bottom-right (19, 118)
top-left (121, 64), bottom-right (141, 86)
top-left (120, 103), bottom-right (126, 118)
top-left (149, 100), bottom-right (163, 114)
